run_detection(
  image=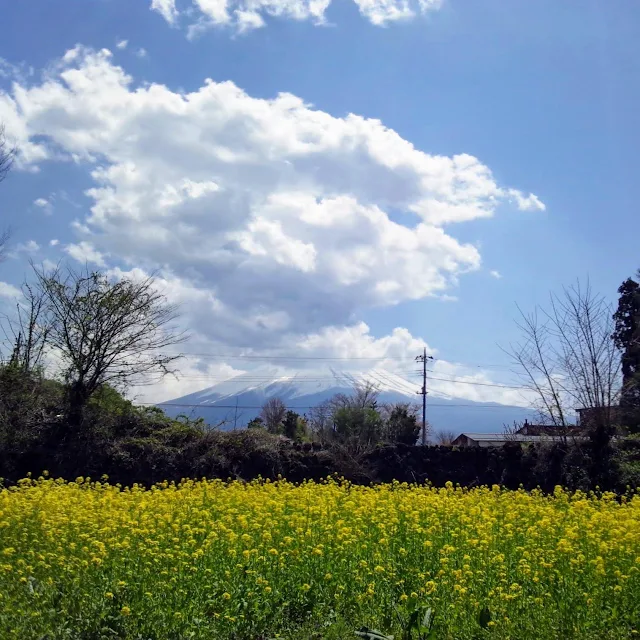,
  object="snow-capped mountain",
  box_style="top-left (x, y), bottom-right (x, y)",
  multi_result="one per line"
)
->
top-left (158, 366), bottom-right (535, 436)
